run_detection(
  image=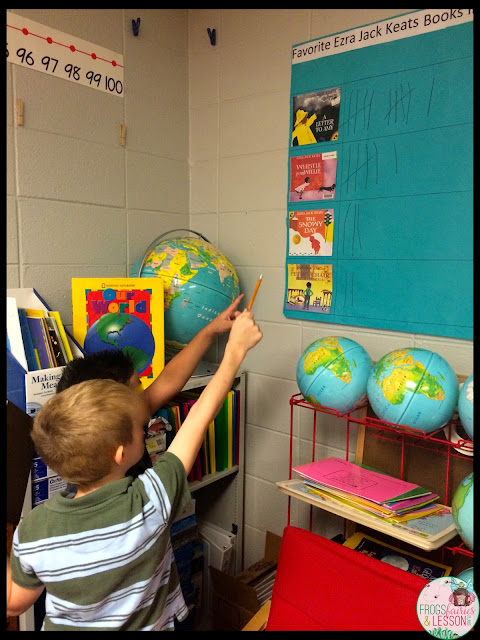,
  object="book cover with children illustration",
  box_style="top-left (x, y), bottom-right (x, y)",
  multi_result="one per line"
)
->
top-left (285, 263), bottom-right (333, 314)
top-left (288, 209), bottom-right (334, 256)
top-left (291, 86), bottom-right (341, 146)
top-left (289, 152), bottom-right (337, 202)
